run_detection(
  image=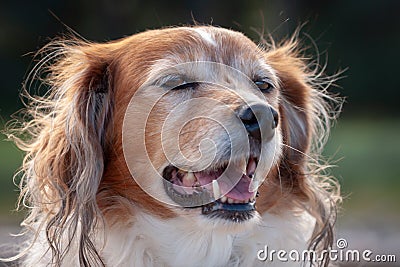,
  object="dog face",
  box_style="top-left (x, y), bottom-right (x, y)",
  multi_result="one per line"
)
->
top-left (117, 27), bottom-right (284, 224)
top-left (12, 25), bottom-right (340, 266)
top-left (89, 26), bottom-right (321, 226)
